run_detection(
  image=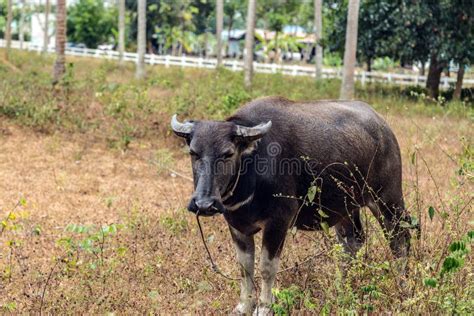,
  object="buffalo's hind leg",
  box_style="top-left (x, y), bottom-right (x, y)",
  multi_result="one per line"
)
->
top-left (367, 196), bottom-right (411, 259)
top-left (368, 192), bottom-right (411, 283)
top-left (335, 209), bottom-right (366, 257)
